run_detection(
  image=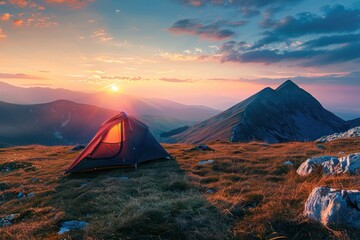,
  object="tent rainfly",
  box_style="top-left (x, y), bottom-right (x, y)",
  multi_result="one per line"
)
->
top-left (66, 112), bottom-right (171, 173)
